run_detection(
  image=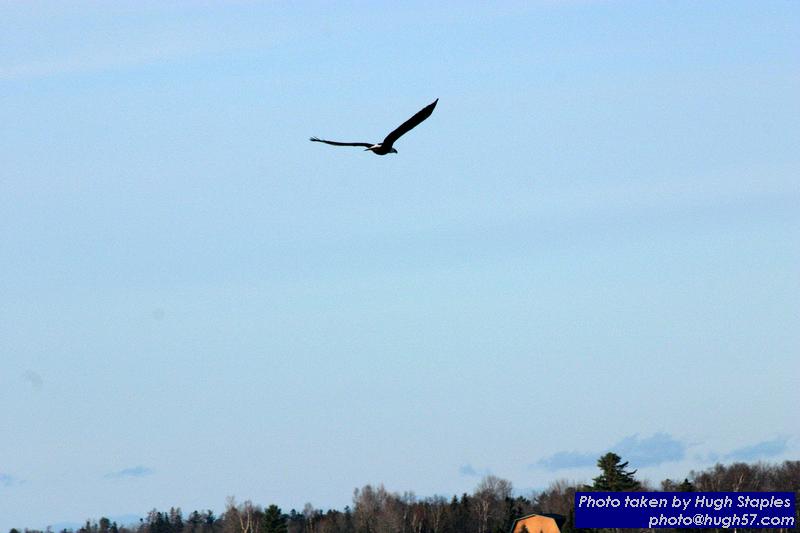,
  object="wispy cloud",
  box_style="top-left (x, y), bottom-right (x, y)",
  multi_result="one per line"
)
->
top-left (0, 40), bottom-right (195, 81)
top-left (1, 16), bottom-right (272, 82)
top-left (459, 464), bottom-right (478, 476)
top-left (537, 450), bottom-right (597, 470)
top-left (725, 437), bottom-right (789, 461)
top-left (459, 463), bottom-right (492, 477)
top-left (614, 433), bottom-right (686, 467)
top-left (536, 433), bottom-right (687, 471)
top-left (104, 466), bottom-right (154, 479)
top-left (22, 370), bottom-right (43, 389)
top-left (694, 451), bottom-right (721, 463)
top-left (1, 473), bottom-right (21, 487)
